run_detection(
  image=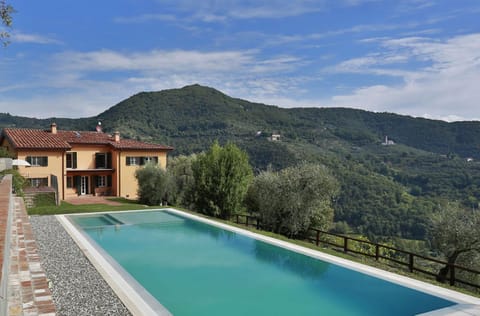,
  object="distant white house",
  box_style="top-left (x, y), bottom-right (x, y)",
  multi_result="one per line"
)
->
top-left (381, 136), bottom-right (395, 146)
top-left (268, 134), bottom-right (281, 141)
